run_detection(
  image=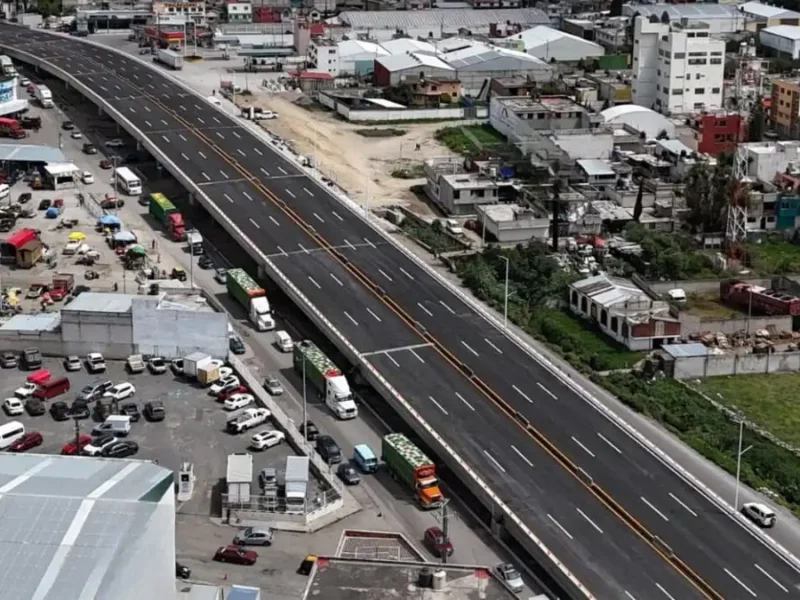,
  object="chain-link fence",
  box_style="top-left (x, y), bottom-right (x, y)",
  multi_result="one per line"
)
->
top-left (221, 484), bottom-right (343, 525)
